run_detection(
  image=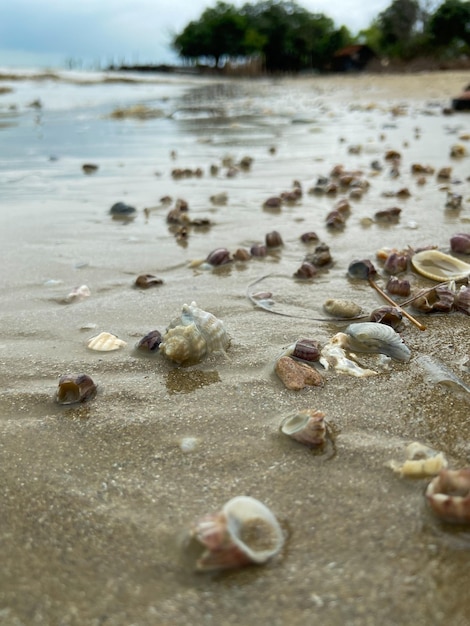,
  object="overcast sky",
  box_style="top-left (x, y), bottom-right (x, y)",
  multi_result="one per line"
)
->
top-left (0, 0), bottom-right (391, 69)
